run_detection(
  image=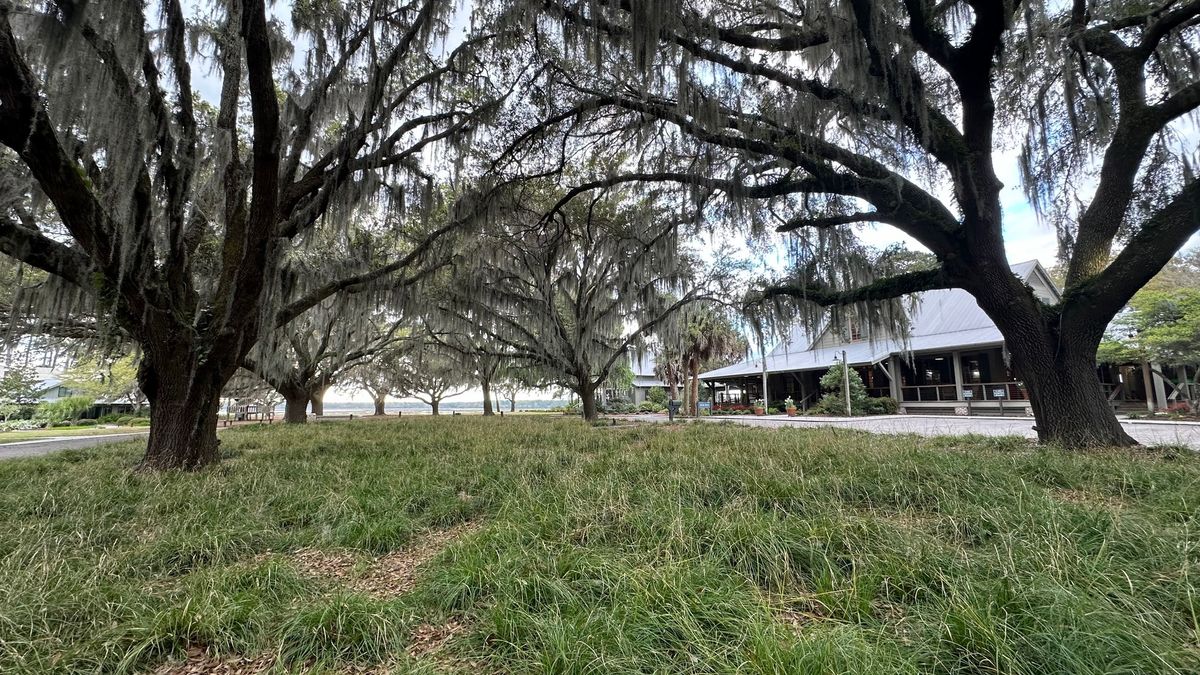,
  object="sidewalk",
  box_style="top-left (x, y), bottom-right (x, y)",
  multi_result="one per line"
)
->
top-left (616, 413), bottom-right (1200, 449)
